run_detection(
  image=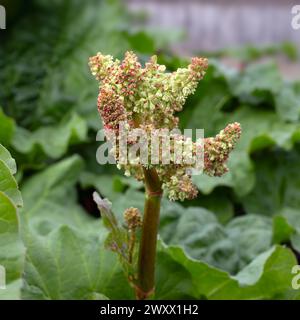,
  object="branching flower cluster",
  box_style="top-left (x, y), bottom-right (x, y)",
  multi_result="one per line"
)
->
top-left (89, 51), bottom-right (241, 201)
